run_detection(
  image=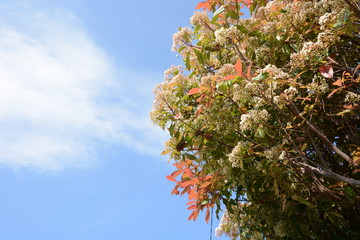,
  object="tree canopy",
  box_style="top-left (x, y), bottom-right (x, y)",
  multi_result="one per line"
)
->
top-left (151, 0), bottom-right (360, 239)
